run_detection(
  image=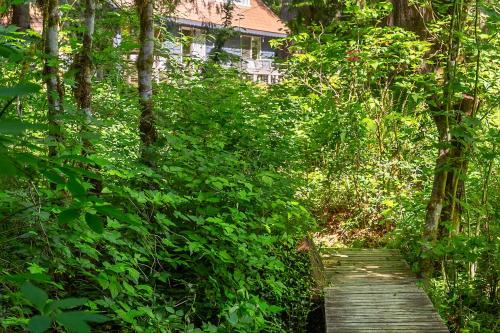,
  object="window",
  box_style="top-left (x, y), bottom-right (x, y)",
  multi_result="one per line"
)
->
top-left (241, 35), bottom-right (261, 60)
top-left (181, 28), bottom-right (193, 58)
top-left (241, 36), bottom-right (252, 59)
top-left (251, 37), bottom-right (261, 60)
top-left (180, 28), bottom-right (206, 60)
